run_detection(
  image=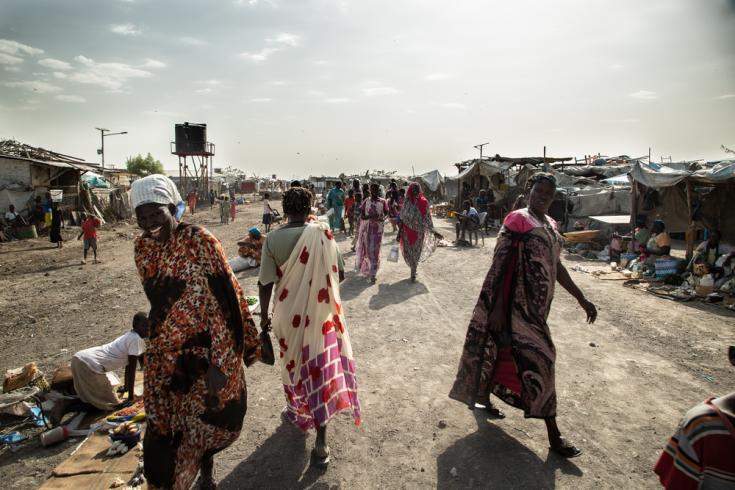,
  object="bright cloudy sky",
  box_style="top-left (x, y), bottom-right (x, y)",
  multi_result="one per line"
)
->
top-left (1, 0), bottom-right (734, 178)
